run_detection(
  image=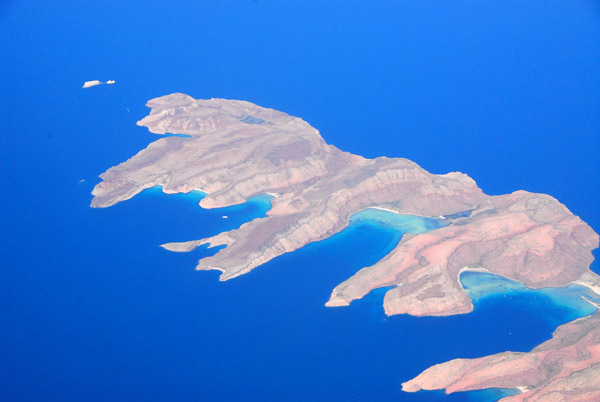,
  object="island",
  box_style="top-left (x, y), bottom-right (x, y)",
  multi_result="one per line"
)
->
top-left (92, 93), bottom-right (600, 400)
